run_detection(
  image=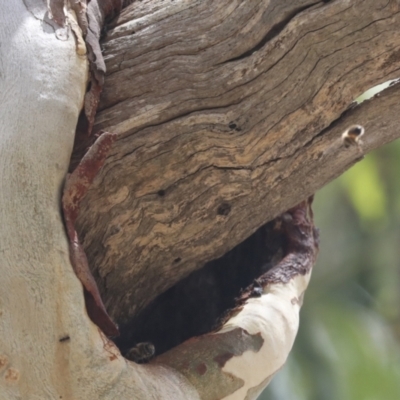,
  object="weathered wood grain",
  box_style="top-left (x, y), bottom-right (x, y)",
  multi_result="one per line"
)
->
top-left (75, 0), bottom-right (400, 323)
